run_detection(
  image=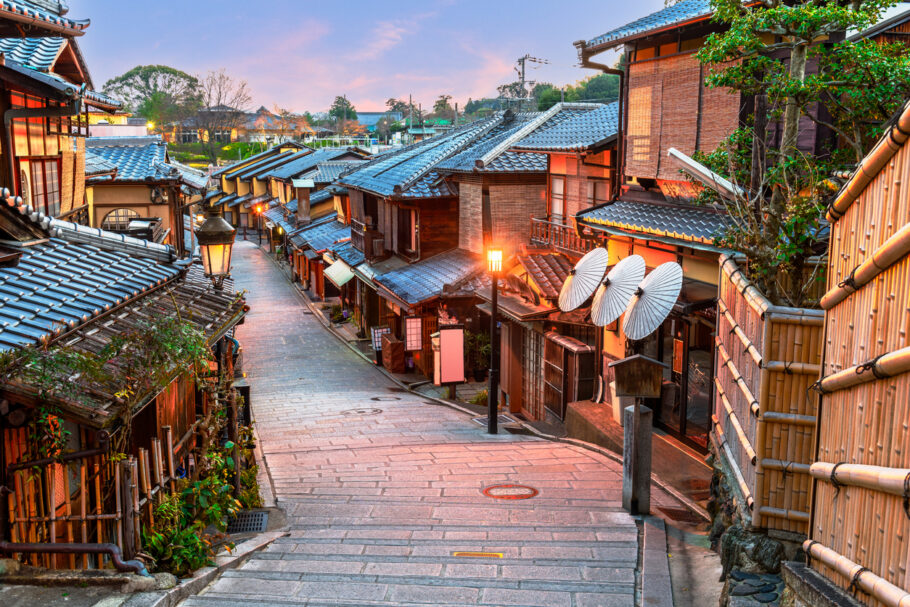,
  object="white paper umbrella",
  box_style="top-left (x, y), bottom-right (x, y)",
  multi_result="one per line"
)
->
top-left (558, 248), bottom-right (609, 312)
top-left (622, 262), bottom-right (683, 340)
top-left (590, 255), bottom-right (646, 327)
